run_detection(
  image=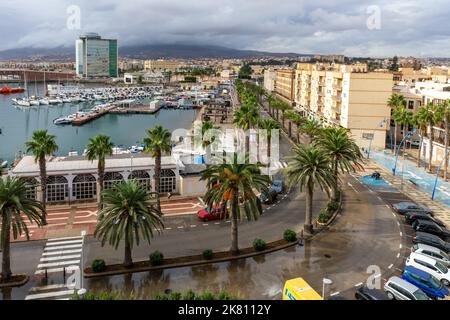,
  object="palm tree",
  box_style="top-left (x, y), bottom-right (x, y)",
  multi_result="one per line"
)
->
top-left (285, 110), bottom-right (304, 141)
top-left (387, 94), bottom-right (406, 154)
top-left (266, 94), bottom-right (275, 117)
top-left (284, 145), bottom-right (334, 234)
top-left (233, 104), bottom-right (260, 158)
top-left (144, 126), bottom-right (172, 210)
top-left (416, 102), bottom-right (441, 172)
top-left (85, 135), bottom-right (114, 209)
top-left (94, 180), bottom-right (164, 267)
top-left (0, 177), bottom-right (44, 281)
top-left (438, 100), bottom-right (450, 181)
top-left (258, 118), bottom-right (281, 165)
top-left (298, 119), bottom-right (322, 144)
top-left (315, 127), bottom-right (364, 201)
top-left (413, 112), bottom-right (427, 168)
top-left (392, 106), bottom-right (413, 155)
top-left (200, 155), bottom-right (270, 254)
top-left (25, 130), bottom-right (58, 223)
top-left (276, 100), bottom-right (291, 129)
